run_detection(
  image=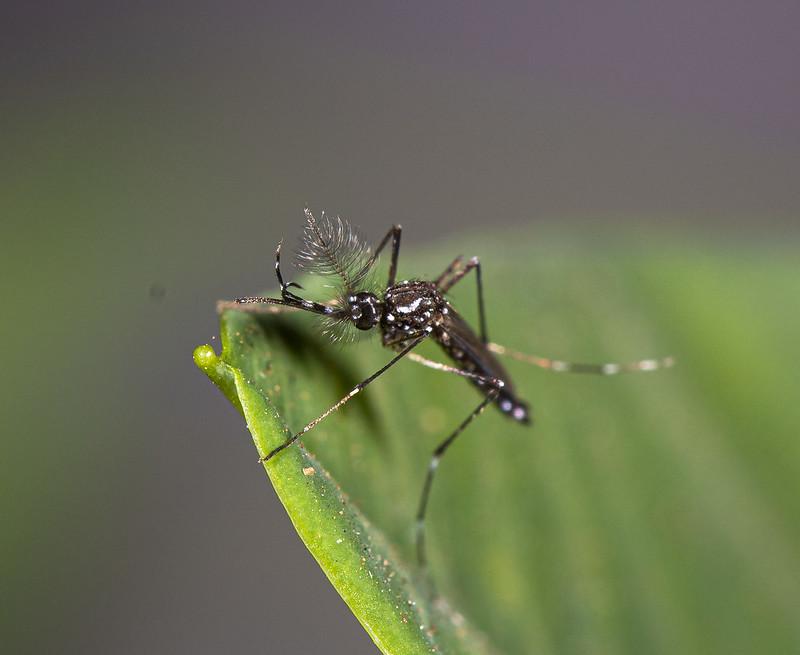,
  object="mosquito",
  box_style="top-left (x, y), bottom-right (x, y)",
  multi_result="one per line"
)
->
top-left (223, 209), bottom-right (674, 568)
